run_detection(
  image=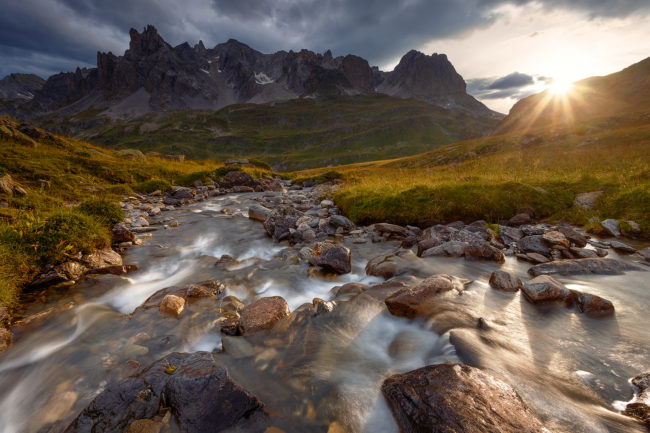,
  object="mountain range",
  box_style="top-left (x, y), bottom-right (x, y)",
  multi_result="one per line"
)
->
top-left (0, 25), bottom-right (499, 120)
